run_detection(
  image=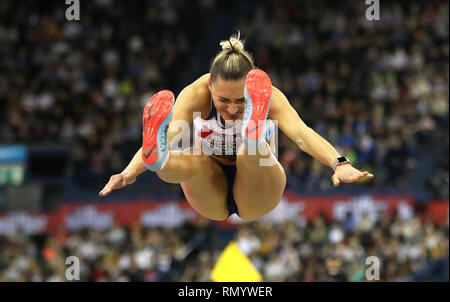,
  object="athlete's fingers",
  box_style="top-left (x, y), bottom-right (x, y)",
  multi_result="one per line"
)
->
top-left (99, 175), bottom-right (124, 196)
top-left (99, 184), bottom-right (109, 196)
top-left (345, 171), bottom-right (374, 183)
top-left (99, 187), bottom-right (108, 196)
top-left (99, 183), bottom-right (113, 196)
top-left (354, 171), bottom-right (368, 181)
top-left (100, 184), bottom-right (115, 196)
top-left (356, 171), bottom-right (374, 181)
top-left (111, 174), bottom-right (124, 187)
top-left (344, 173), bottom-right (364, 183)
top-left (331, 173), bottom-right (340, 187)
